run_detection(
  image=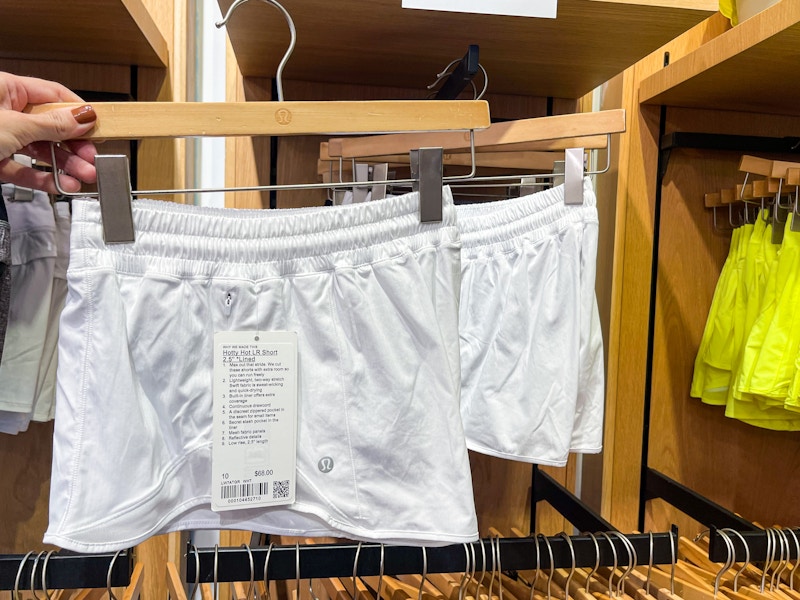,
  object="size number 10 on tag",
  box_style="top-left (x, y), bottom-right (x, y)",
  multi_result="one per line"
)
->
top-left (211, 331), bottom-right (298, 511)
